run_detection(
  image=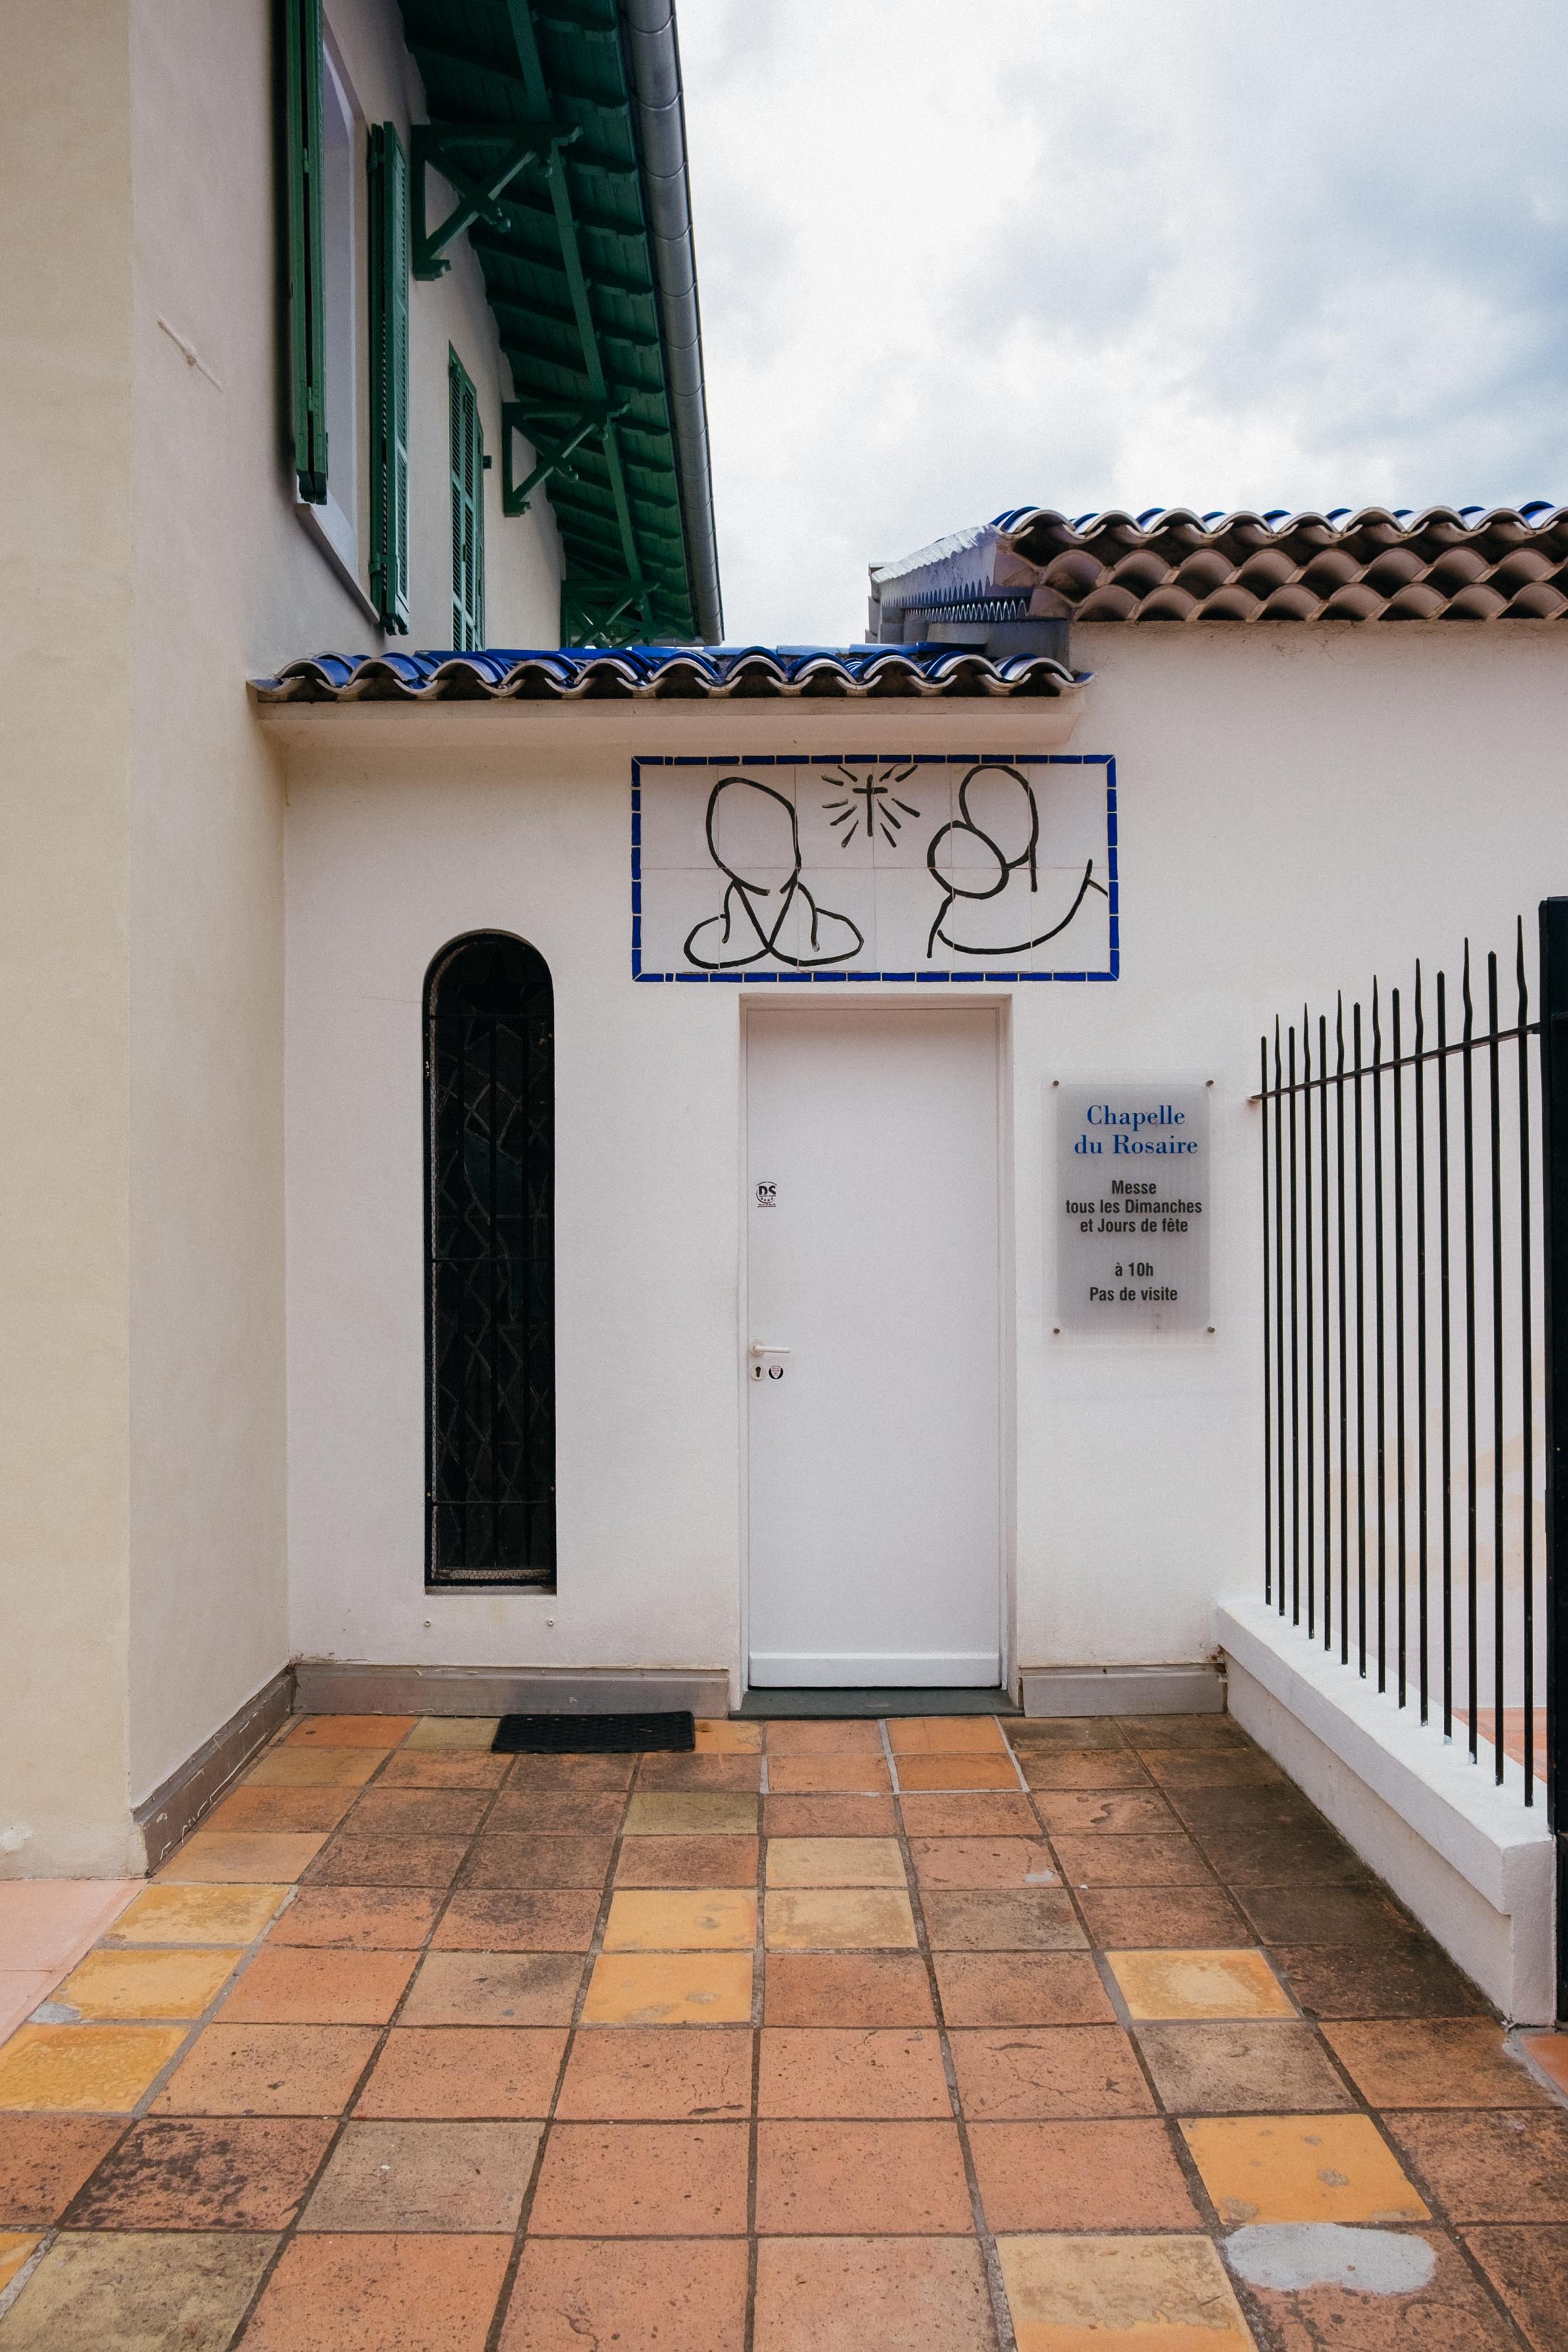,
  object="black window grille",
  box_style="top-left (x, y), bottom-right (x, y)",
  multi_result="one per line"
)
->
top-left (425, 932), bottom-right (555, 1588)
